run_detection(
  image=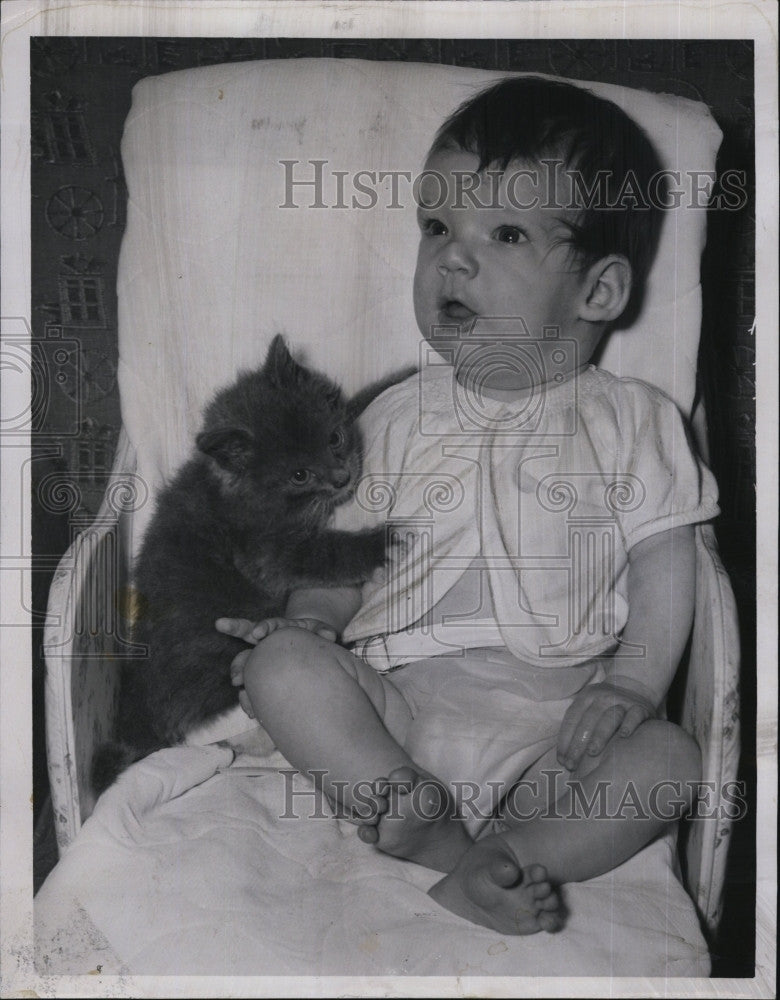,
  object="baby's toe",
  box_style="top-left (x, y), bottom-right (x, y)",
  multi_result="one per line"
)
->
top-left (538, 908), bottom-right (563, 932)
top-left (358, 825), bottom-right (379, 844)
top-left (525, 863), bottom-right (549, 884)
top-left (487, 856), bottom-right (524, 889)
top-left (531, 879), bottom-right (553, 900)
top-left (363, 795), bottom-right (388, 820)
top-left (386, 765), bottom-right (418, 794)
